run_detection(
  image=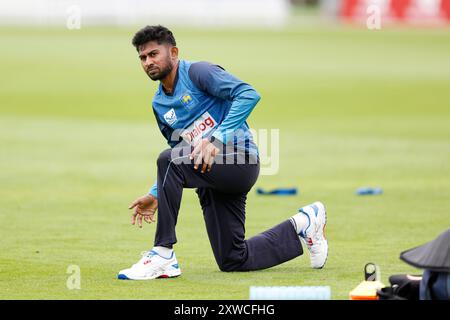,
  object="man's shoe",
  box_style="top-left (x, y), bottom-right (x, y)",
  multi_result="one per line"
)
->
top-left (298, 201), bottom-right (328, 269)
top-left (118, 249), bottom-right (181, 280)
